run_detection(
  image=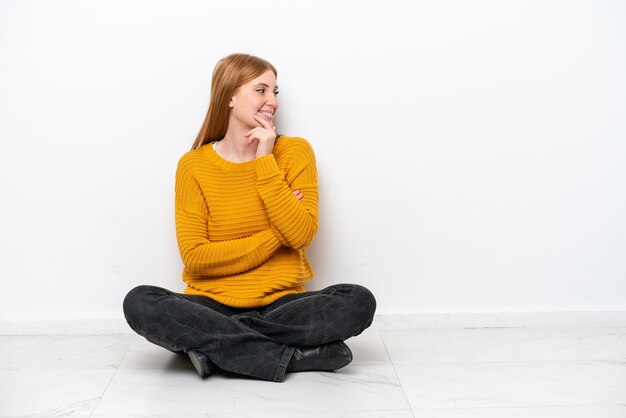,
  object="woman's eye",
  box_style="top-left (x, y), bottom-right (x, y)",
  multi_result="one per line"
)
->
top-left (256, 88), bottom-right (265, 94)
top-left (274, 90), bottom-right (279, 96)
